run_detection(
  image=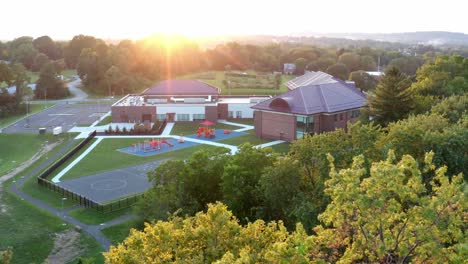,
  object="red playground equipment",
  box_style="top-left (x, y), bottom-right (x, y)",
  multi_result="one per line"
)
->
top-left (196, 127), bottom-right (216, 139)
top-left (132, 138), bottom-right (174, 153)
